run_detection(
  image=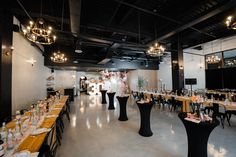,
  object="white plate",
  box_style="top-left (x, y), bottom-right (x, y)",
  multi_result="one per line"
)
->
top-left (13, 150), bottom-right (31, 157)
